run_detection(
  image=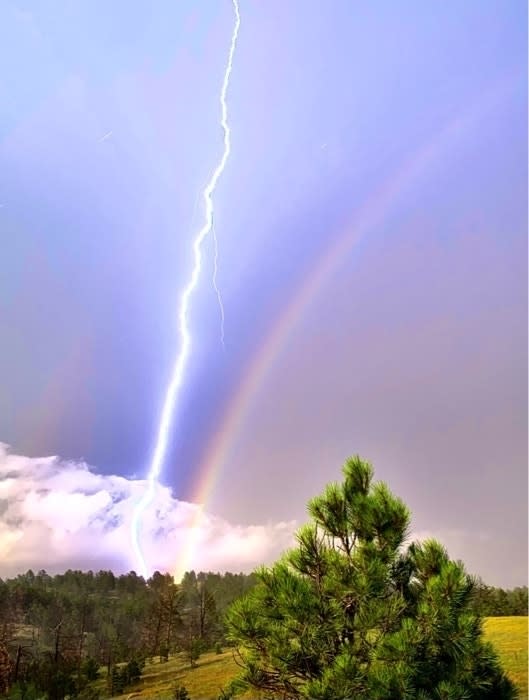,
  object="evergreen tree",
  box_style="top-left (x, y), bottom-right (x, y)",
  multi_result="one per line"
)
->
top-left (173, 686), bottom-right (191, 700)
top-left (108, 665), bottom-right (124, 696)
top-left (123, 658), bottom-right (142, 685)
top-left (224, 456), bottom-right (517, 700)
top-left (81, 658), bottom-right (99, 682)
